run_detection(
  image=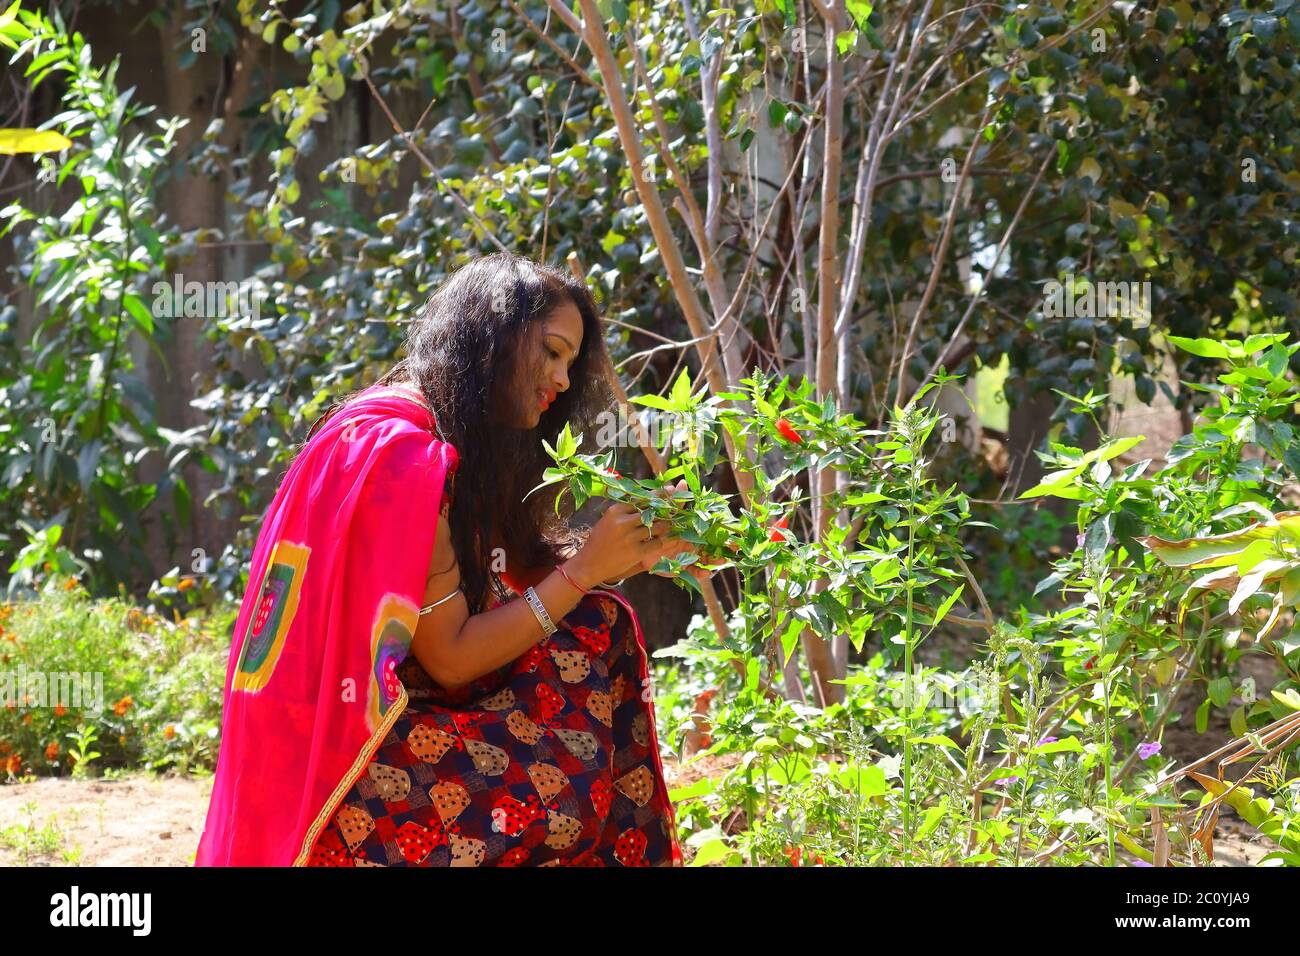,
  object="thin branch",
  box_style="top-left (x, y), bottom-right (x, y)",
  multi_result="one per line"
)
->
top-left (363, 76), bottom-right (508, 253)
top-left (504, 0), bottom-right (600, 89)
top-left (911, 146), bottom-right (1055, 400)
